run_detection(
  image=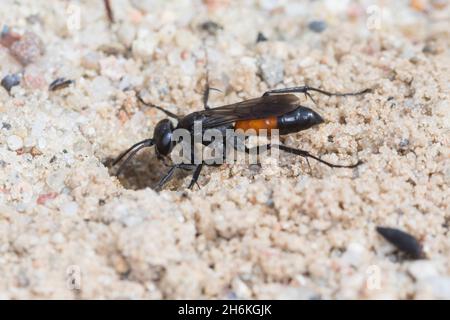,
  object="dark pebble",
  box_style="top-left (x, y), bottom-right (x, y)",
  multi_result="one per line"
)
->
top-left (308, 20), bottom-right (327, 33)
top-left (256, 32), bottom-right (268, 43)
top-left (376, 226), bottom-right (425, 260)
top-left (1, 73), bottom-right (21, 93)
top-left (399, 138), bottom-right (409, 149)
top-left (199, 21), bottom-right (223, 36)
top-left (49, 77), bottom-right (74, 91)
